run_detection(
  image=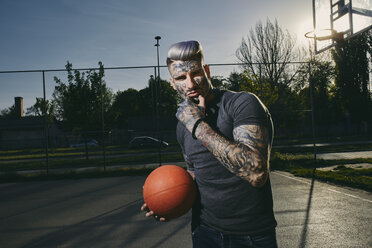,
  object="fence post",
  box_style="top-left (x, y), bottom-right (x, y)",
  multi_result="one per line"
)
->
top-left (155, 37), bottom-right (162, 167)
top-left (308, 62), bottom-right (317, 160)
top-left (42, 71), bottom-right (49, 175)
top-left (100, 76), bottom-right (106, 171)
top-left (259, 63), bottom-right (262, 98)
